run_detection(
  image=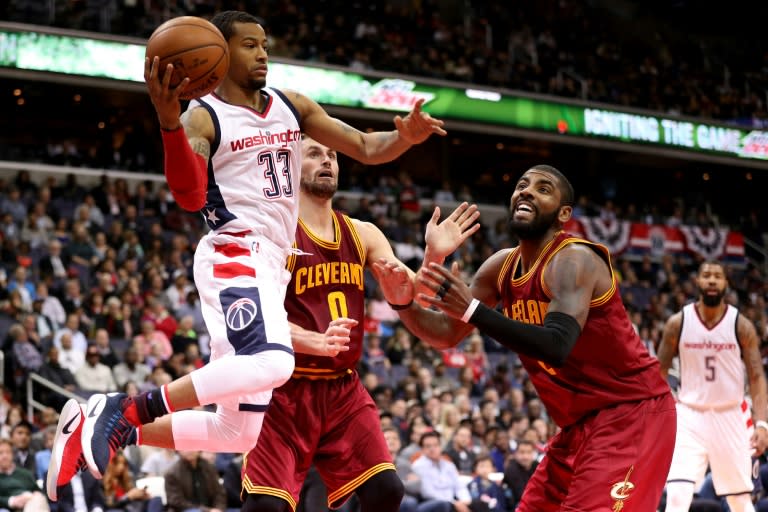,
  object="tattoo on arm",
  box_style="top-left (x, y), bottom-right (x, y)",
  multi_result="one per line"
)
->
top-left (190, 138), bottom-right (210, 160)
top-left (334, 119), bottom-right (362, 136)
top-left (739, 317), bottom-right (763, 381)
